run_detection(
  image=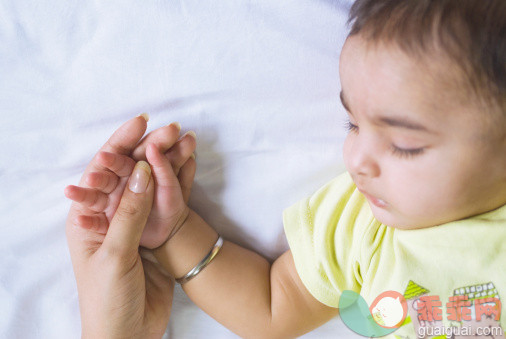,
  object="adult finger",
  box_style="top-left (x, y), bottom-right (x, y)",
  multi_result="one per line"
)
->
top-left (102, 161), bottom-right (154, 258)
top-left (100, 114), bottom-right (149, 155)
top-left (64, 185), bottom-right (109, 212)
top-left (95, 151), bottom-right (136, 177)
top-left (75, 214), bottom-right (109, 234)
top-left (131, 122), bottom-right (181, 161)
top-left (85, 171), bottom-right (119, 194)
top-left (78, 114), bottom-right (149, 188)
